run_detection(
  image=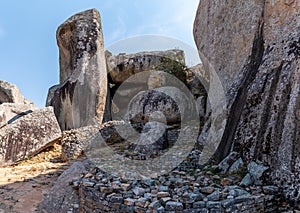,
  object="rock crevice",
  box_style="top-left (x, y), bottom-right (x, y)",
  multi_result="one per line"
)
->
top-left (194, 0), bottom-right (300, 204)
top-left (214, 18), bottom-right (265, 162)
